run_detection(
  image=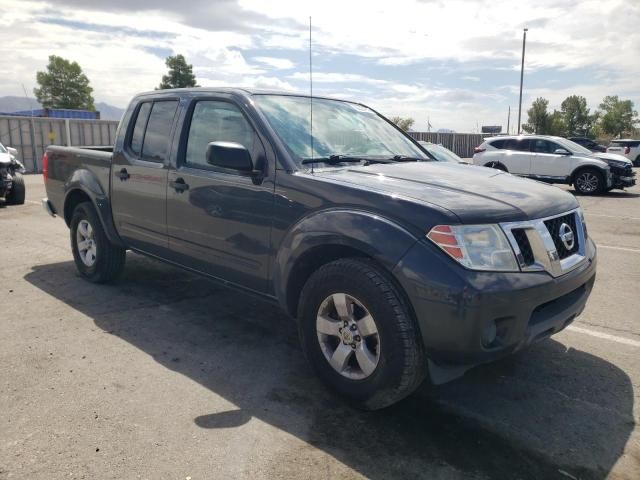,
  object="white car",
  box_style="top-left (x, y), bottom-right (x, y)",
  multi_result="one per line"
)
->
top-left (606, 139), bottom-right (640, 167)
top-left (473, 135), bottom-right (635, 194)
